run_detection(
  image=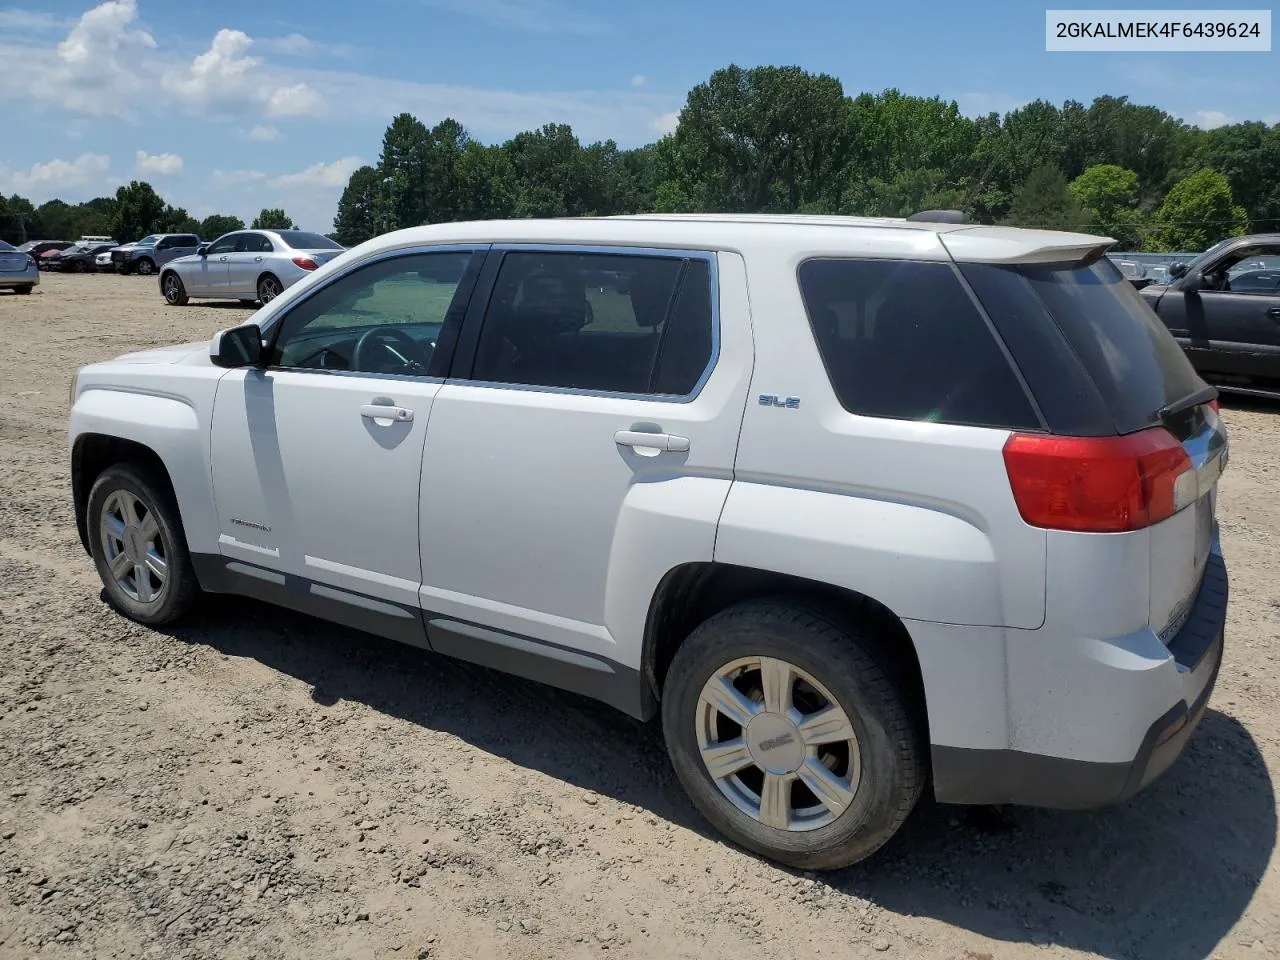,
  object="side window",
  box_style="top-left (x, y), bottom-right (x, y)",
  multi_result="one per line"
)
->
top-left (179, 235), bottom-right (199, 248)
top-left (271, 251), bottom-right (478, 376)
top-left (155, 237), bottom-right (172, 250)
top-left (471, 251), bottom-right (714, 395)
top-left (246, 234), bottom-right (274, 253)
top-left (208, 235), bottom-right (239, 255)
top-left (1208, 247), bottom-right (1280, 295)
top-left (797, 258), bottom-right (1039, 429)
